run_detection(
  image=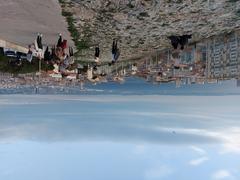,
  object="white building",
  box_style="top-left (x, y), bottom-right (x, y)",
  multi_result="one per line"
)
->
top-left (206, 32), bottom-right (240, 79)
